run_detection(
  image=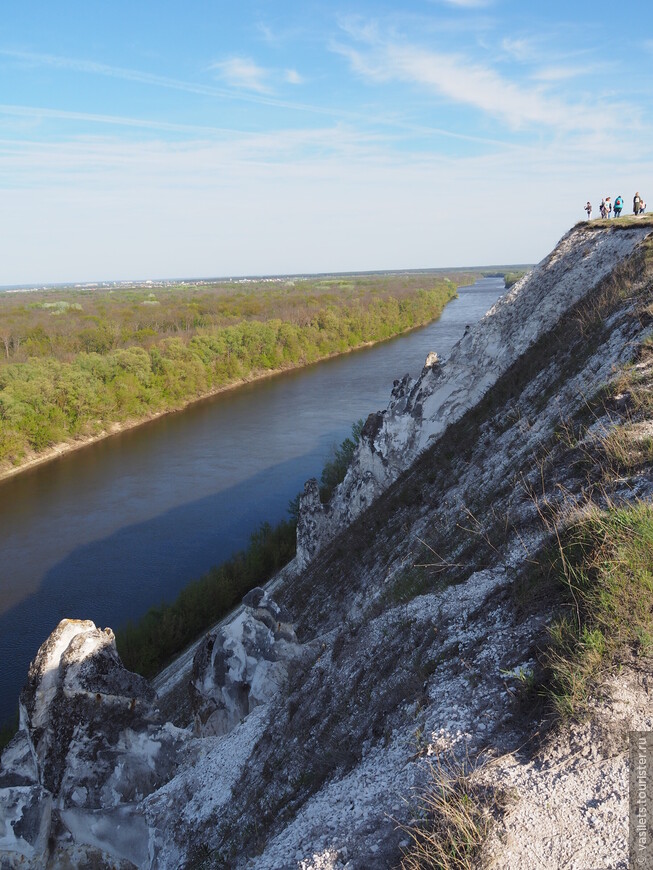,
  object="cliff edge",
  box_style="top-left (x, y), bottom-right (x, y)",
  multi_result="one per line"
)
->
top-left (2, 220), bottom-right (653, 869)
